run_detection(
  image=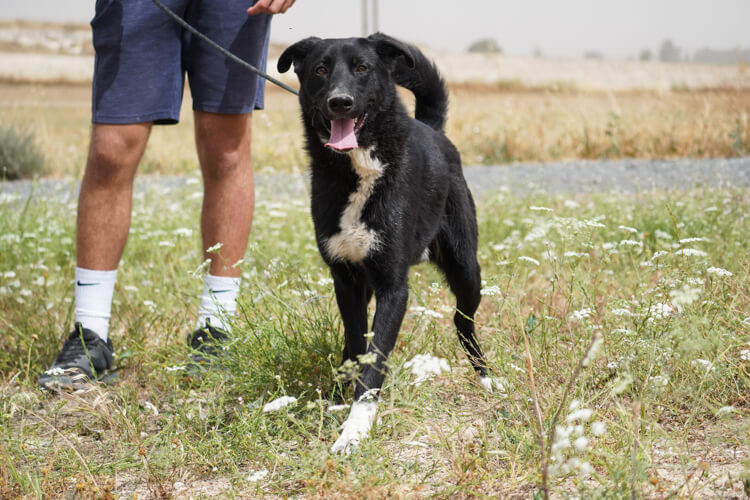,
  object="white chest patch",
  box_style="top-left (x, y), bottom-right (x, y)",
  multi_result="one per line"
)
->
top-left (324, 147), bottom-right (385, 263)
